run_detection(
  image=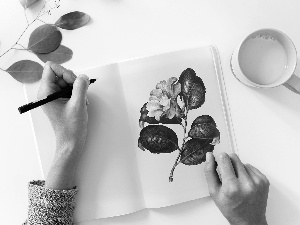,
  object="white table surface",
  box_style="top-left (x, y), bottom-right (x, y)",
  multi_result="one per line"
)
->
top-left (1, 0), bottom-right (300, 224)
